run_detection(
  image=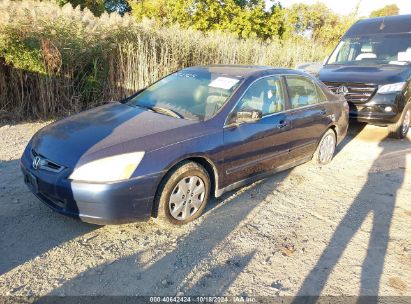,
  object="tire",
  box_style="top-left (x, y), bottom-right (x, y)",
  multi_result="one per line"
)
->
top-left (388, 105), bottom-right (411, 139)
top-left (154, 161), bottom-right (210, 225)
top-left (312, 129), bottom-right (336, 165)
